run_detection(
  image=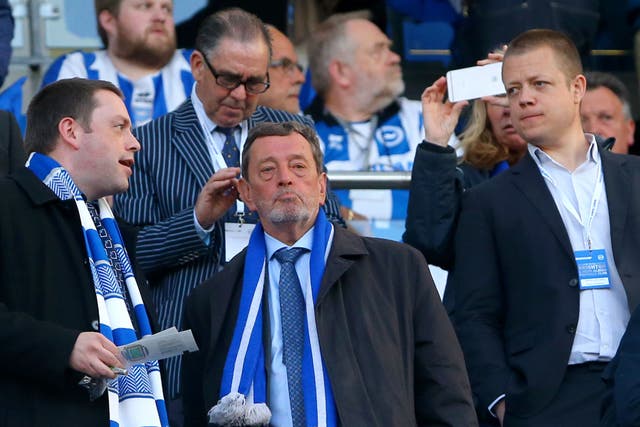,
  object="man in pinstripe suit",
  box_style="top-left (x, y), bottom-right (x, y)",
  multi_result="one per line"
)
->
top-left (113, 8), bottom-right (341, 425)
